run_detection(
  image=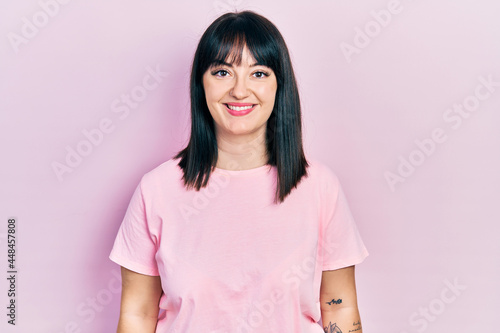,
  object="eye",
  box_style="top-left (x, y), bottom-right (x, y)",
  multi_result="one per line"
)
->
top-left (211, 69), bottom-right (230, 77)
top-left (253, 71), bottom-right (270, 78)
